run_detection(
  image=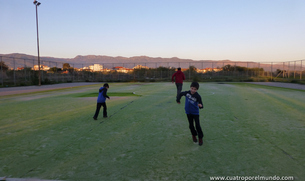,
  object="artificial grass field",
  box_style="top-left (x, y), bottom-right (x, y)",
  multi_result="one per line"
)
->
top-left (0, 82), bottom-right (304, 180)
